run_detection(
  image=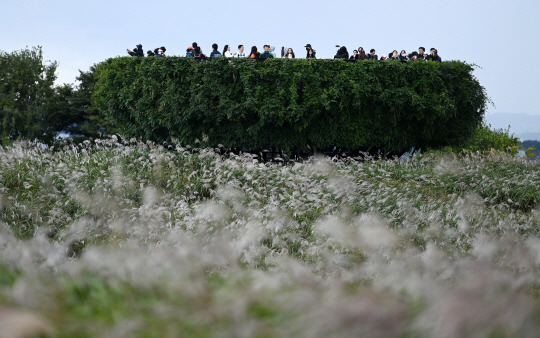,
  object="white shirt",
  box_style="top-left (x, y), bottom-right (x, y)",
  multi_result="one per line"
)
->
top-left (236, 51), bottom-right (246, 58)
